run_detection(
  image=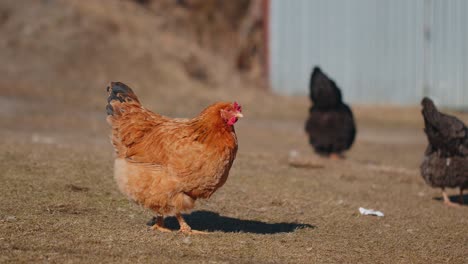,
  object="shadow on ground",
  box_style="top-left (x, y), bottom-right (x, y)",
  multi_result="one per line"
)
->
top-left (147, 210), bottom-right (315, 234)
